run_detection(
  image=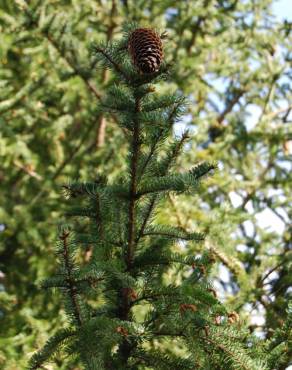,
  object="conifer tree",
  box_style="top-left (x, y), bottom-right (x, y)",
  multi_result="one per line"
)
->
top-left (1, 1), bottom-right (290, 368)
top-left (28, 25), bottom-right (268, 370)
